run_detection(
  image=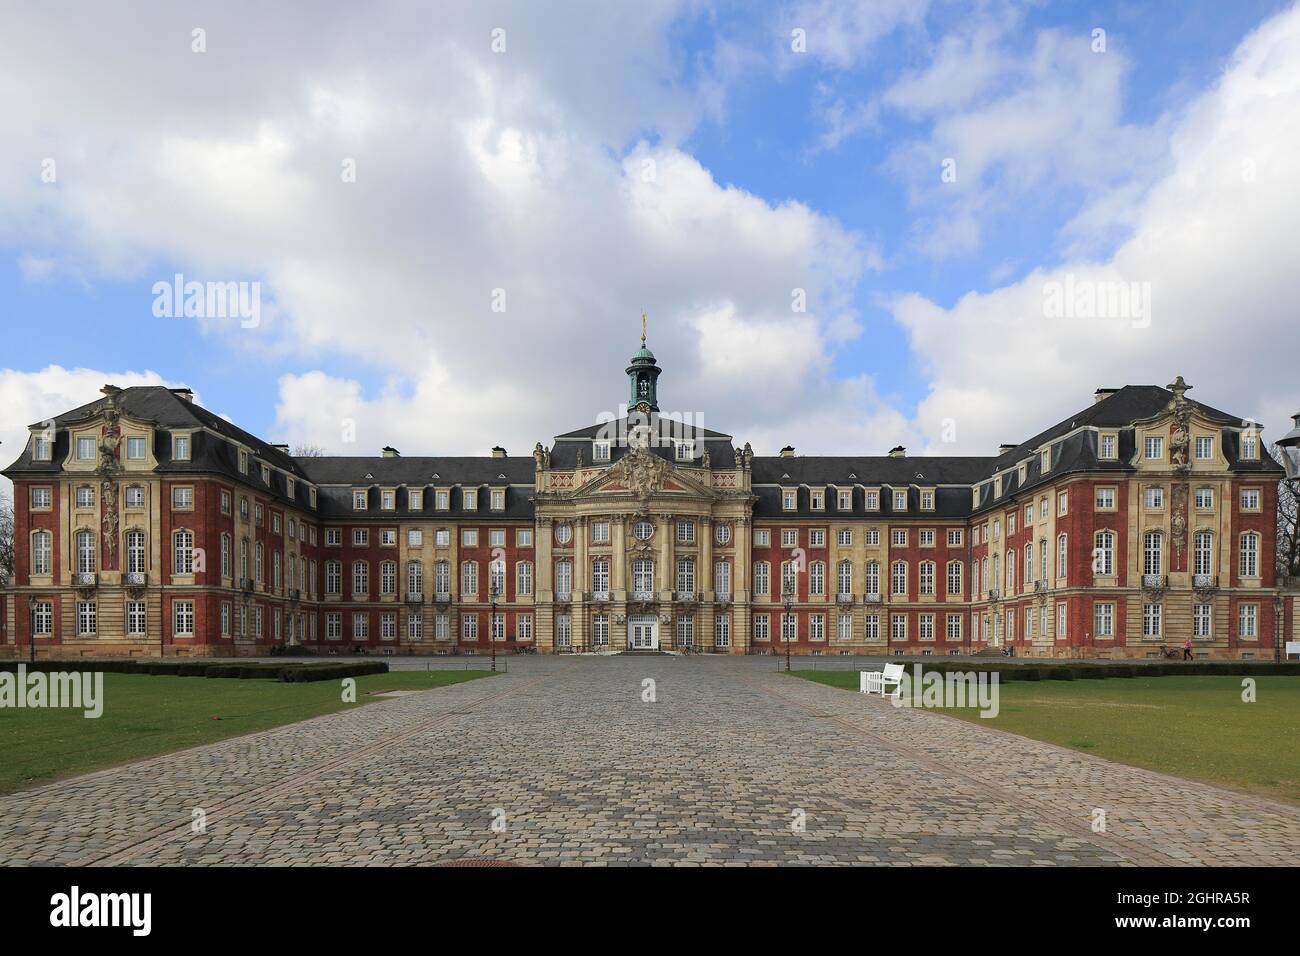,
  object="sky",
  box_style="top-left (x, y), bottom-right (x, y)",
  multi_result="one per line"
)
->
top-left (2, 0), bottom-right (1299, 480)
